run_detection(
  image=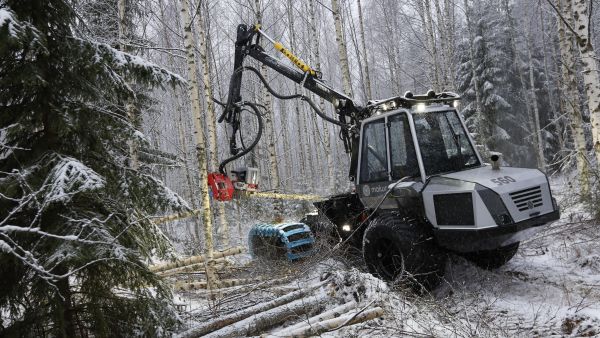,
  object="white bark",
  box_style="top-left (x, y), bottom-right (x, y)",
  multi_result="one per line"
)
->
top-left (178, 284), bottom-right (324, 338)
top-left (356, 0), bottom-right (372, 98)
top-left (179, 0), bottom-right (214, 258)
top-left (254, 0), bottom-right (281, 195)
top-left (195, 1), bottom-right (229, 247)
top-left (158, 0), bottom-right (200, 242)
top-left (571, 0), bottom-right (600, 163)
top-left (270, 306), bottom-right (384, 337)
top-left (309, 0), bottom-right (334, 191)
top-left (268, 300), bottom-right (358, 336)
top-left (557, 0), bottom-right (590, 194)
top-left (331, 0), bottom-right (353, 97)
